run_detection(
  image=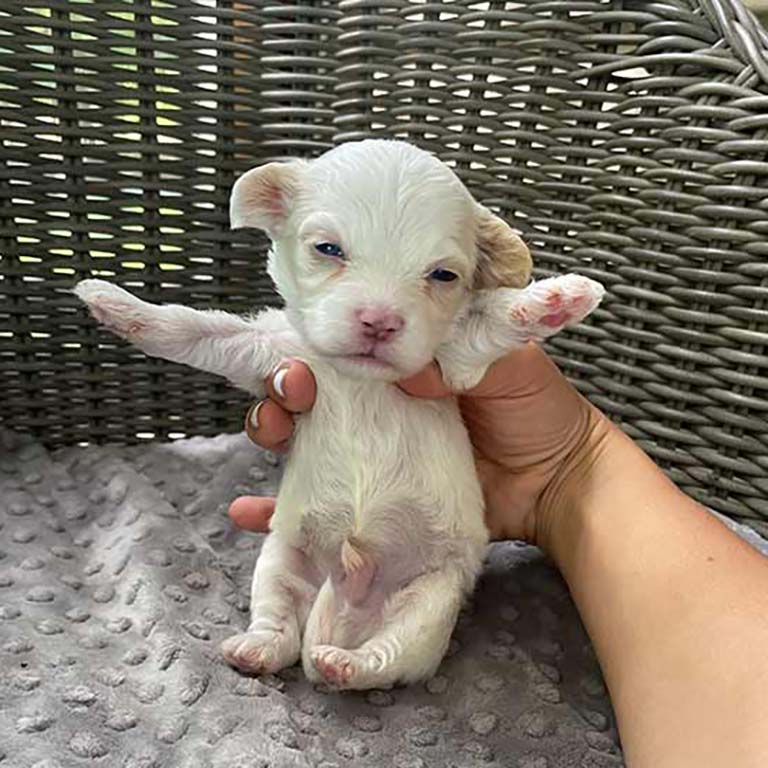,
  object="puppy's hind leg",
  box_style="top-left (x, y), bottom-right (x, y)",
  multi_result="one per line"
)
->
top-left (222, 533), bottom-right (319, 675)
top-left (308, 566), bottom-right (466, 690)
top-left (300, 543), bottom-right (378, 684)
